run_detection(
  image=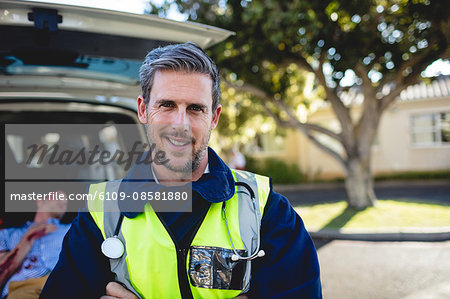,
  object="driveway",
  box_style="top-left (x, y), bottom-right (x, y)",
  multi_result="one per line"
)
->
top-left (277, 181), bottom-right (450, 298)
top-left (317, 240), bottom-right (450, 299)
